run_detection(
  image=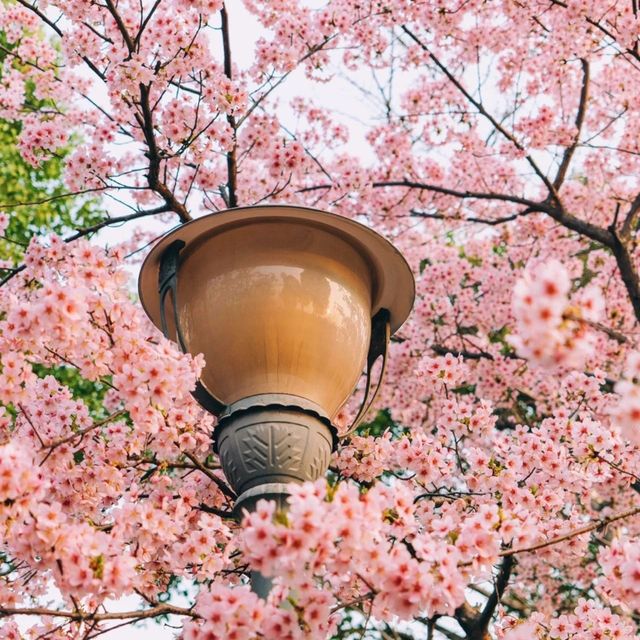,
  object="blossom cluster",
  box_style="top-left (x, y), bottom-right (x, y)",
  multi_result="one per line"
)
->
top-left (511, 259), bottom-right (604, 369)
top-left (503, 599), bottom-right (636, 639)
top-left (183, 582), bottom-right (336, 640)
top-left (240, 480), bottom-right (501, 621)
top-left (3, 0), bottom-right (640, 637)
